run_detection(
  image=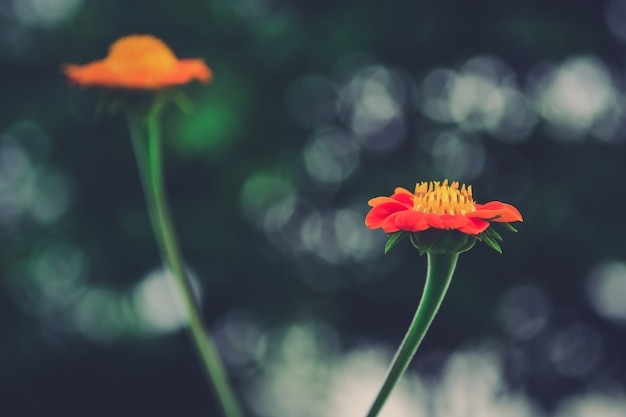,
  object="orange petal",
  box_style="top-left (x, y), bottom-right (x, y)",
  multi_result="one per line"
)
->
top-left (390, 189), bottom-right (414, 206)
top-left (392, 187), bottom-right (413, 196)
top-left (367, 197), bottom-right (395, 207)
top-left (62, 35), bottom-right (212, 90)
top-left (381, 211), bottom-right (403, 233)
top-left (365, 203), bottom-right (409, 229)
top-left (470, 201), bottom-right (522, 222)
top-left (159, 59), bottom-right (213, 85)
top-left (63, 62), bottom-right (116, 87)
top-left (425, 213), bottom-right (469, 230)
top-left (368, 188), bottom-right (413, 207)
top-left (368, 196), bottom-right (410, 208)
top-left (394, 210), bottom-right (430, 232)
top-left (458, 218), bottom-right (490, 234)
